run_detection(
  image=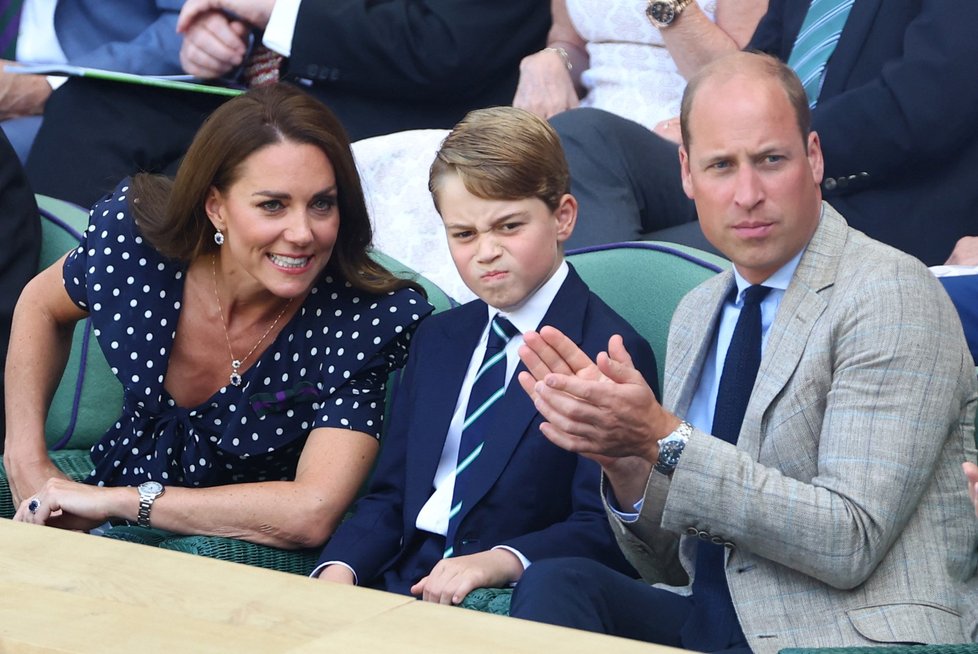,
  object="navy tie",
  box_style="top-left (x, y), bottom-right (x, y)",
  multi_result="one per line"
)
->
top-left (683, 284), bottom-right (771, 651)
top-left (443, 314), bottom-right (519, 557)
